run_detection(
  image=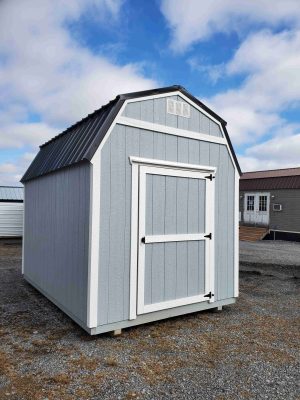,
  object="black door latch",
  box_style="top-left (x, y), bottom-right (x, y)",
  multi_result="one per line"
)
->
top-left (205, 174), bottom-right (215, 181)
top-left (141, 237), bottom-right (146, 243)
top-left (204, 233), bottom-right (212, 239)
top-left (204, 291), bottom-right (214, 299)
